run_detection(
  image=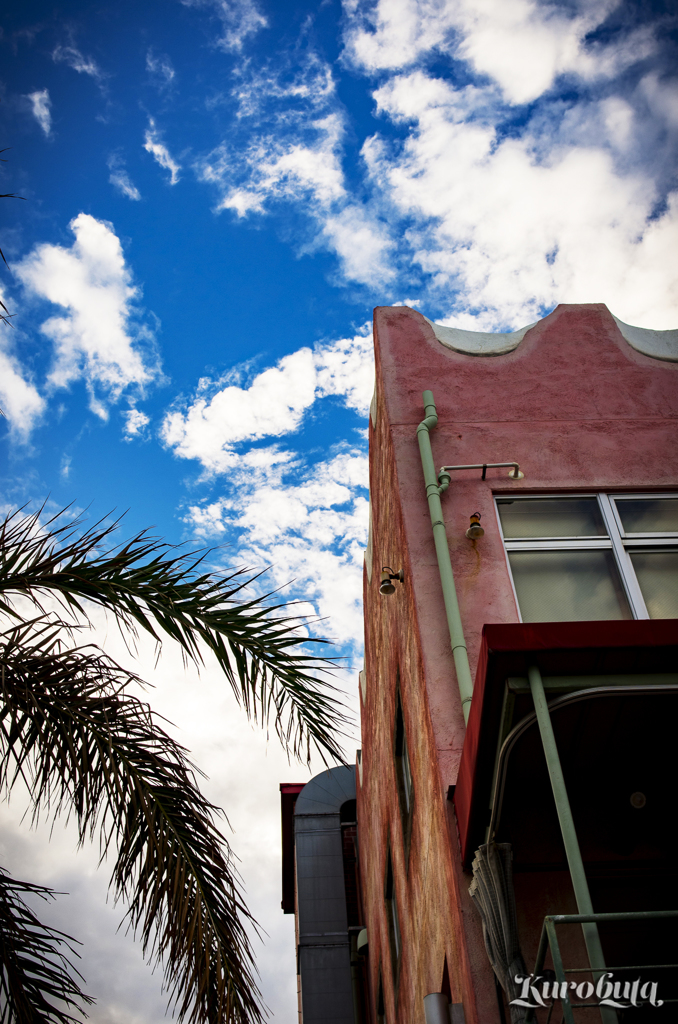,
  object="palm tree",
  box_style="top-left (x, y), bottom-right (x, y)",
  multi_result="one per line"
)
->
top-left (0, 506), bottom-right (347, 1023)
